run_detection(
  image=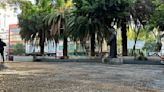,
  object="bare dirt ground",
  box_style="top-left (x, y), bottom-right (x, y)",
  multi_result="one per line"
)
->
top-left (0, 61), bottom-right (164, 92)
